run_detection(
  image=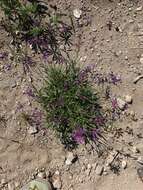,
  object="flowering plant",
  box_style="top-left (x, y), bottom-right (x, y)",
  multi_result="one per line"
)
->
top-left (38, 60), bottom-right (106, 149)
top-left (0, 0), bottom-right (73, 63)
